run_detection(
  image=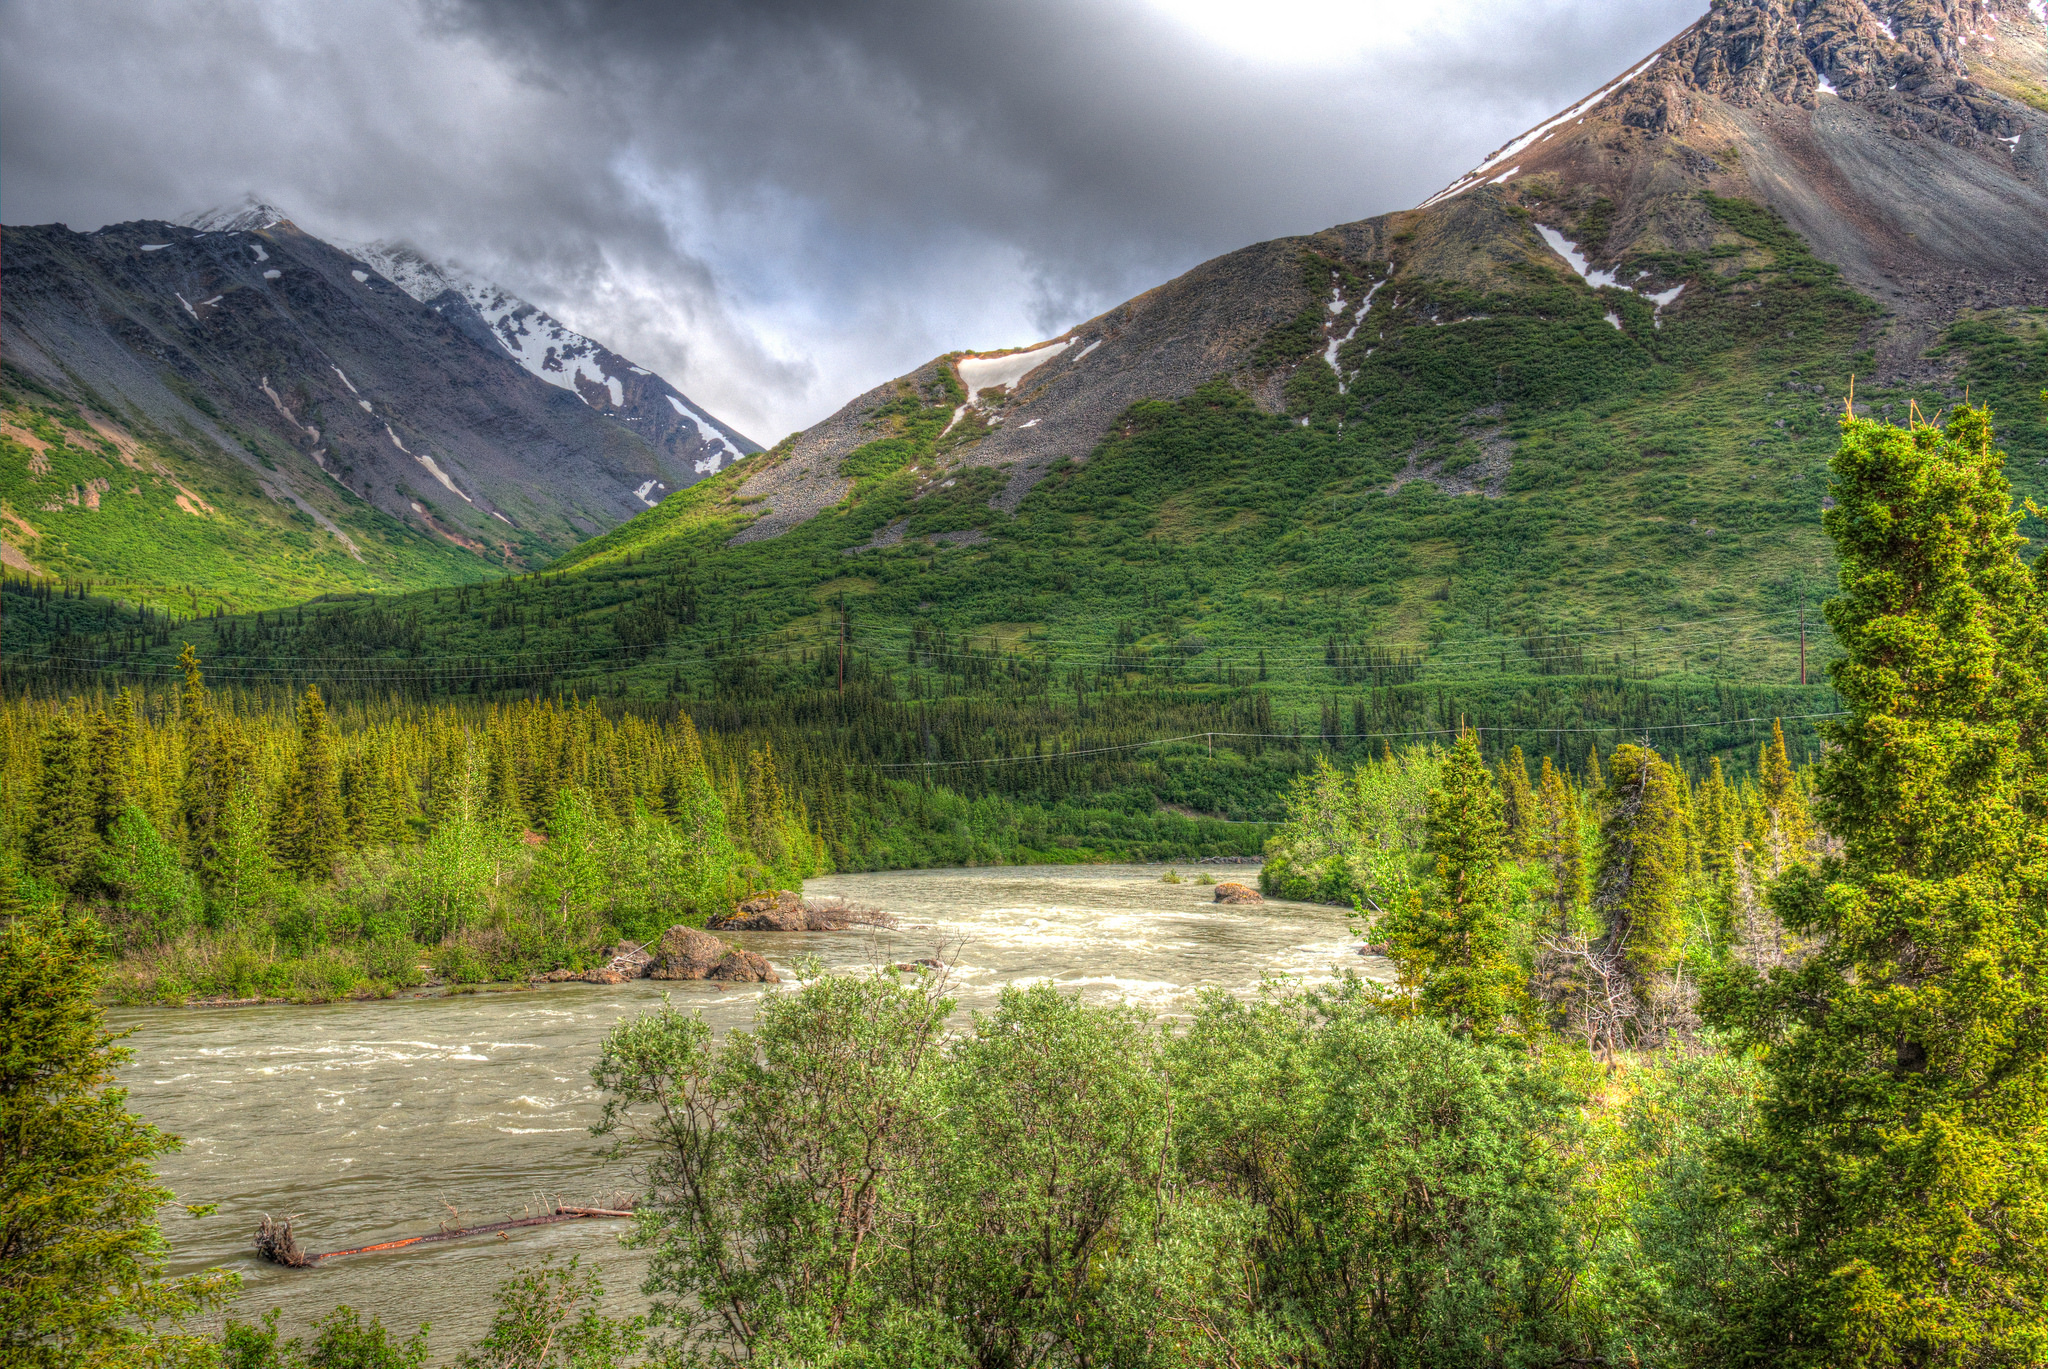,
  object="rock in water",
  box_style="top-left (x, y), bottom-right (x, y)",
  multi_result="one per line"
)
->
top-left (710, 891), bottom-right (891, 932)
top-left (710, 890), bottom-right (811, 931)
top-left (708, 948), bottom-right (778, 983)
top-left (648, 926), bottom-right (734, 980)
top-left (1214, 883), bottom-right (1263, 905)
